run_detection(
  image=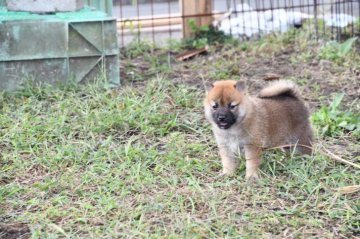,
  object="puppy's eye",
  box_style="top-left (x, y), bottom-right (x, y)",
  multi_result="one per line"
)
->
top-left (229, 104), bottom-right (238, 109)
top-left (212, 103), bottom-right (218, 109)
